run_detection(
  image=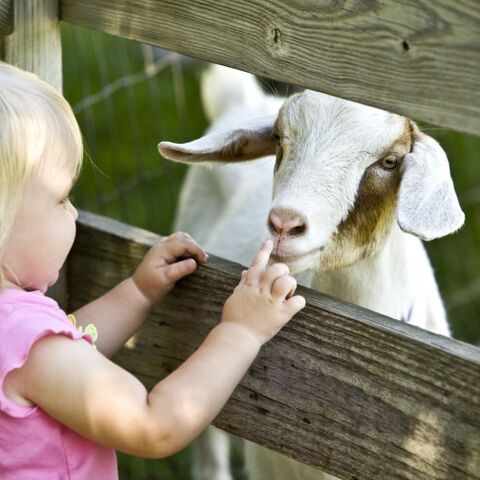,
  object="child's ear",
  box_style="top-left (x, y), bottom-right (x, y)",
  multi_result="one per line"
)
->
top-left (397, 131), bottom-right (464, 241)
top-left (158, 115), bottom-right (277, 164)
